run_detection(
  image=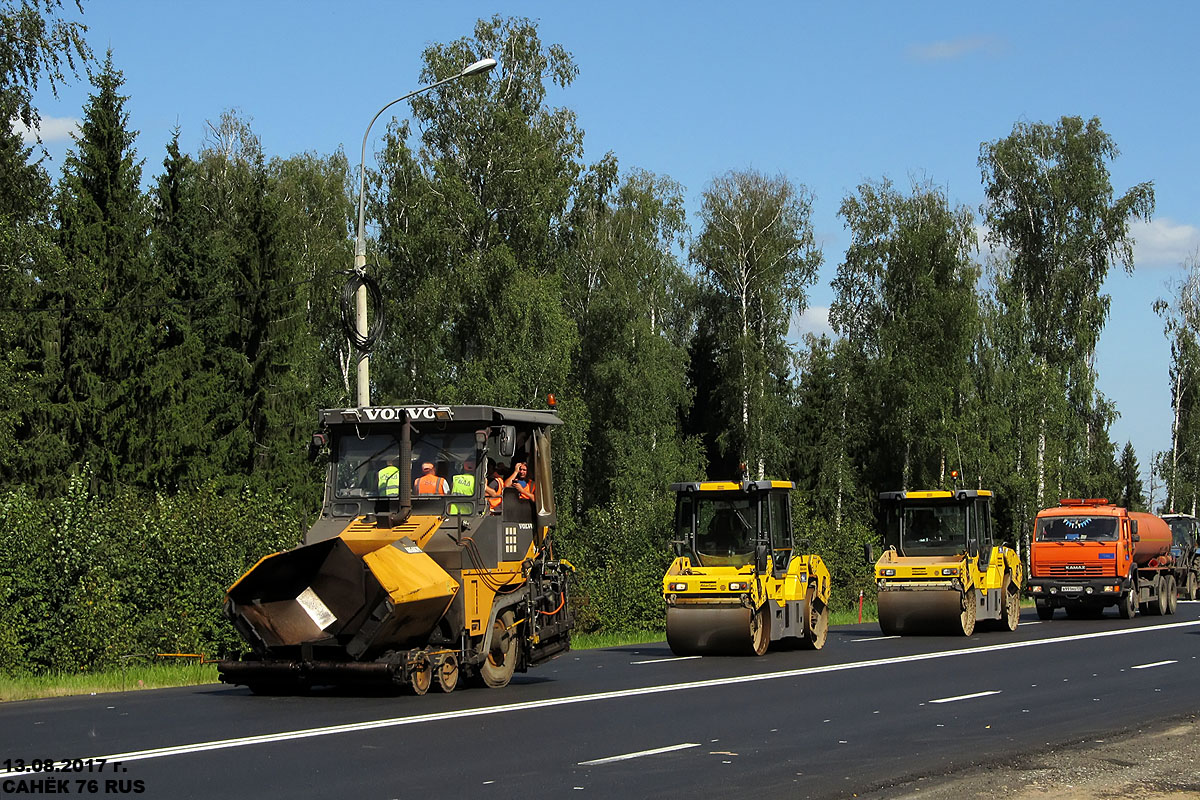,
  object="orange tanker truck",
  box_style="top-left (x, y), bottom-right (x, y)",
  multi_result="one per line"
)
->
top-left (1027, 499), bottom-right (1178, 620)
